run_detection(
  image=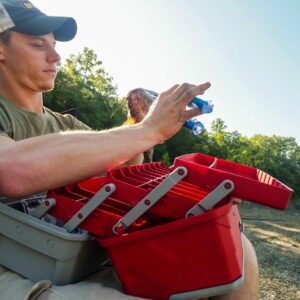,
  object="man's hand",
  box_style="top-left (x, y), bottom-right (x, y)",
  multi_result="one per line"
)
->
top-left (141, 82), bottom-right (211, 143)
